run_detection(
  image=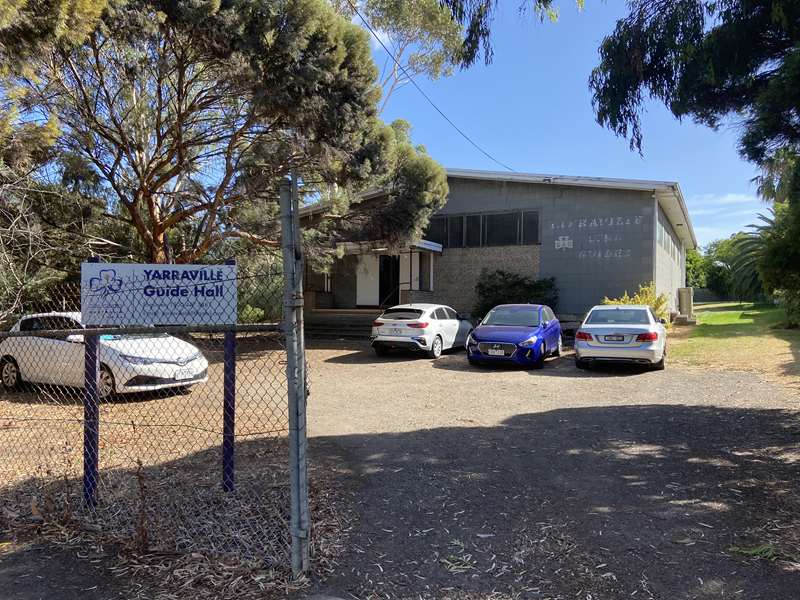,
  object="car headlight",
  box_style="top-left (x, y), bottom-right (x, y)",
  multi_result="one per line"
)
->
top-left (120, 354), bottom-right (159, 365)
top-left (185, 351), bottom-right (202, 362)
top-left (519, 335), bottom-right (538, 347)
top-left (467, 333), bottom-right (476, 346)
